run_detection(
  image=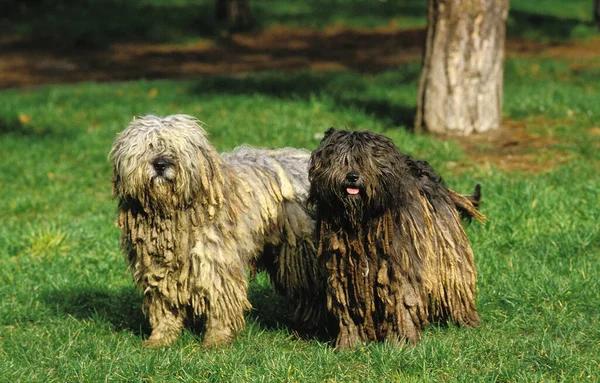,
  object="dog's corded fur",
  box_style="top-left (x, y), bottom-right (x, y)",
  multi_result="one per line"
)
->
top-left (308, 128), bottom-right (486, 348)
top-left (110, 114), bottom-right (316, 347)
